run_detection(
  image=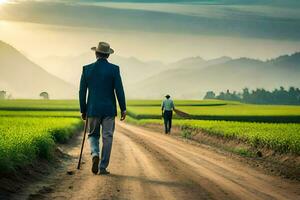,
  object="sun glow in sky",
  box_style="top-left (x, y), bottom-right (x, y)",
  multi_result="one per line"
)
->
top-left (0, 0), bottom-right (7, 4)
top-left (0, 0), bottom-right (300, 62)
